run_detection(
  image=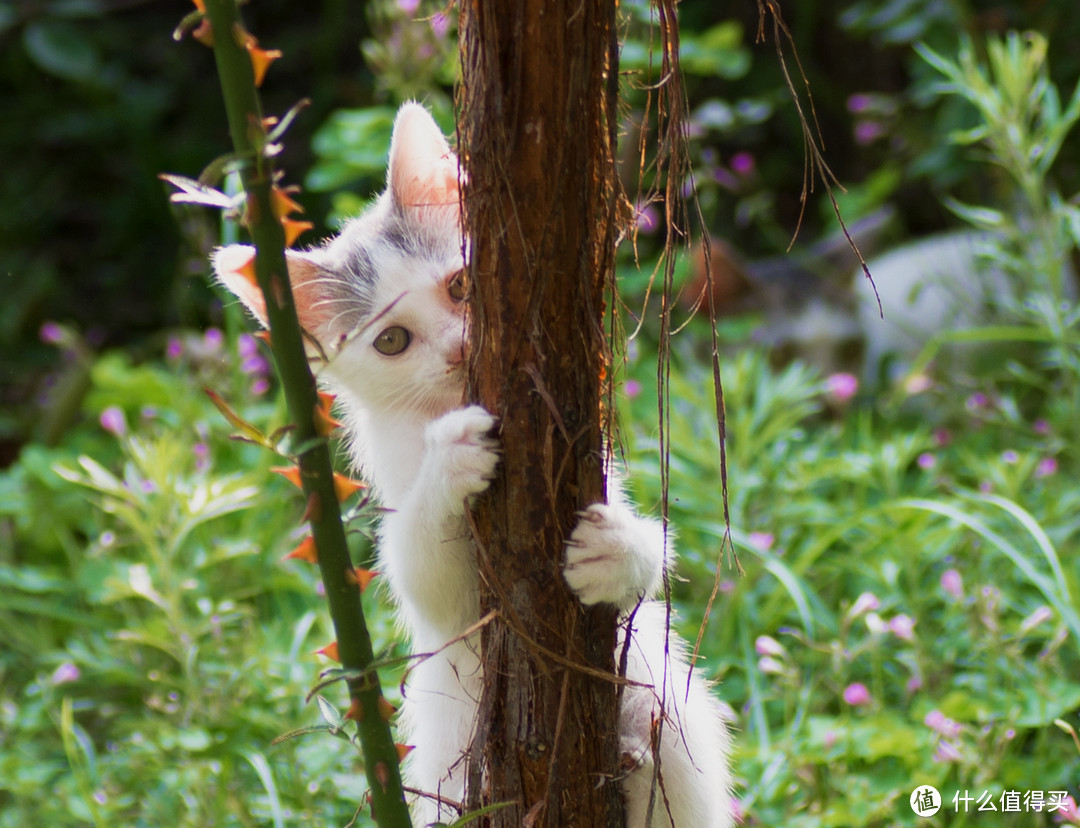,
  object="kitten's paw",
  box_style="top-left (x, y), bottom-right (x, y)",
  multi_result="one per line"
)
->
top-left (424, 405), bottom-right (499, 504)
top-left (563, 503), bottom-right (663, 608)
